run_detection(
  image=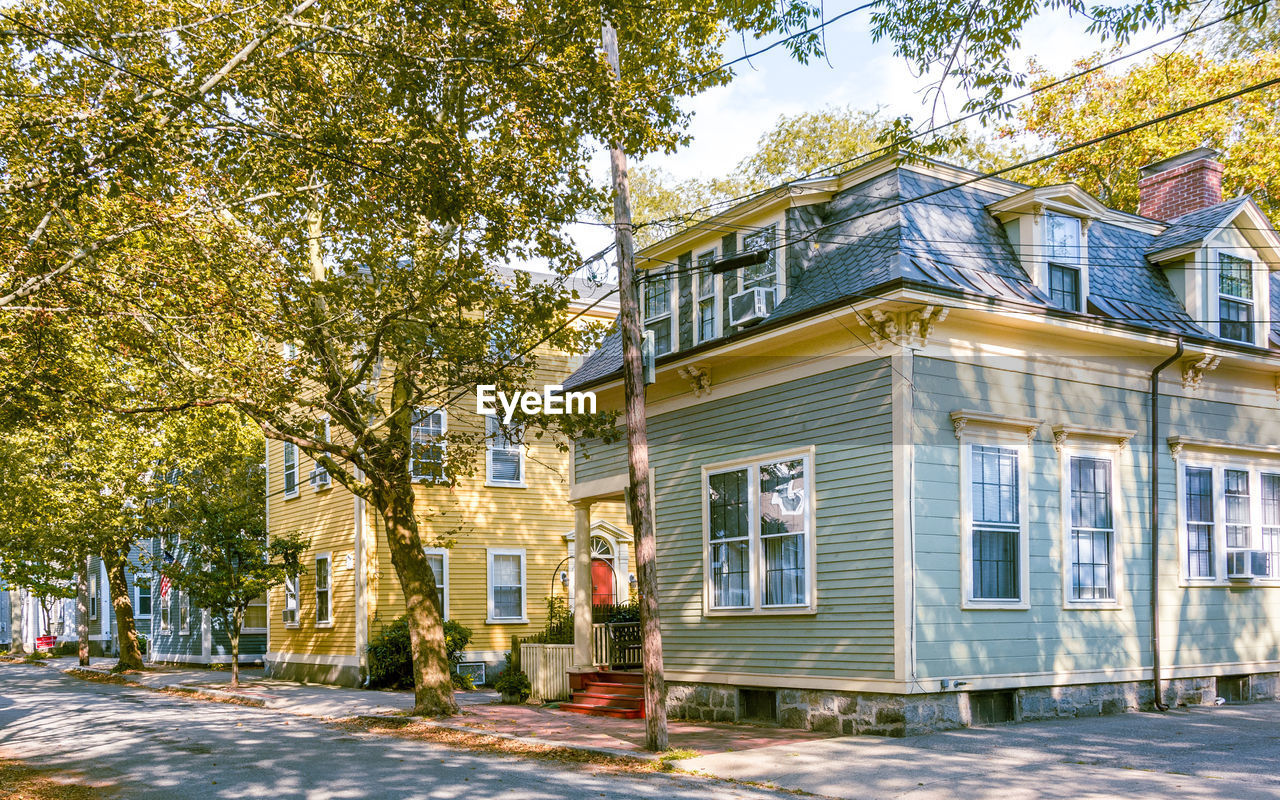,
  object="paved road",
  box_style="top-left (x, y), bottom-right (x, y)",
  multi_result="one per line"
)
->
top-left (679, 700), bottom-right (1280, 799)
top-left (0, 663), bottom-right (781, 800)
